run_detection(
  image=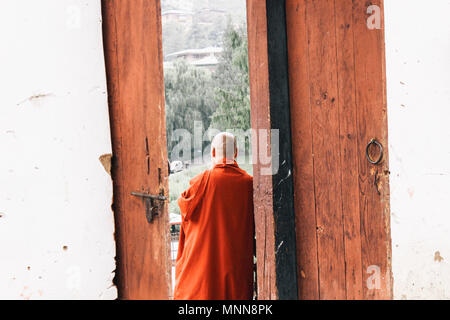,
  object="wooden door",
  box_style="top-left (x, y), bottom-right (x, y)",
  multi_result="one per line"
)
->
top-left (286, 0), bottom-right (392, 299)
top-left (102, 0), bottom-right (171, 299)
